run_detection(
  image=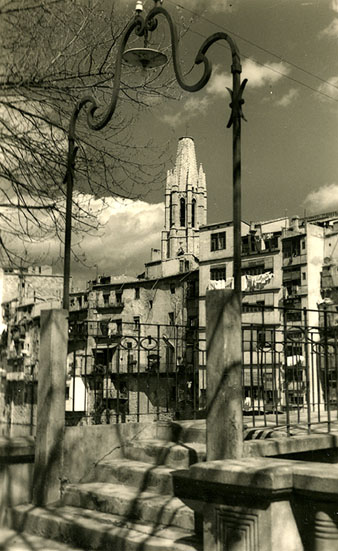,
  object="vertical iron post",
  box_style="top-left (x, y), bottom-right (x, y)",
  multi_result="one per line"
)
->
top-left (323, 305), bottom-right (331, 432)
top-left (62, 137), bottom-right (76, 310)
top-left (232, 65), bottom-right (242, 296)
